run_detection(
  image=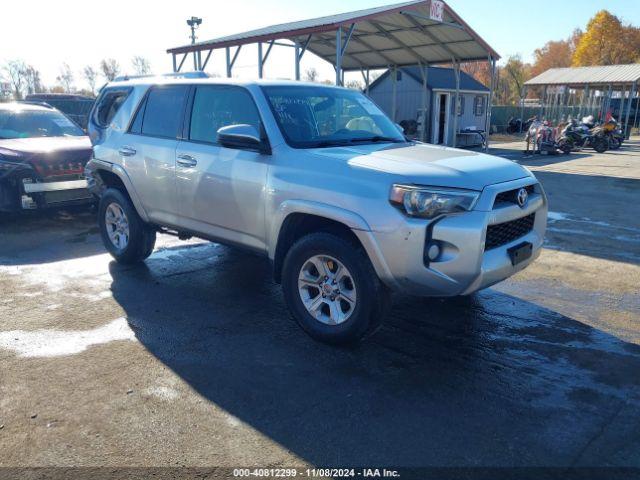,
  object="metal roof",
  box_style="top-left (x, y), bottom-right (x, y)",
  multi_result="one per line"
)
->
top-left (525, 64), bottom-right (640, 87)
top-left (369, 65), bottom-right (489, 91)
top-left (167, 0), bottom-right (500, 69)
